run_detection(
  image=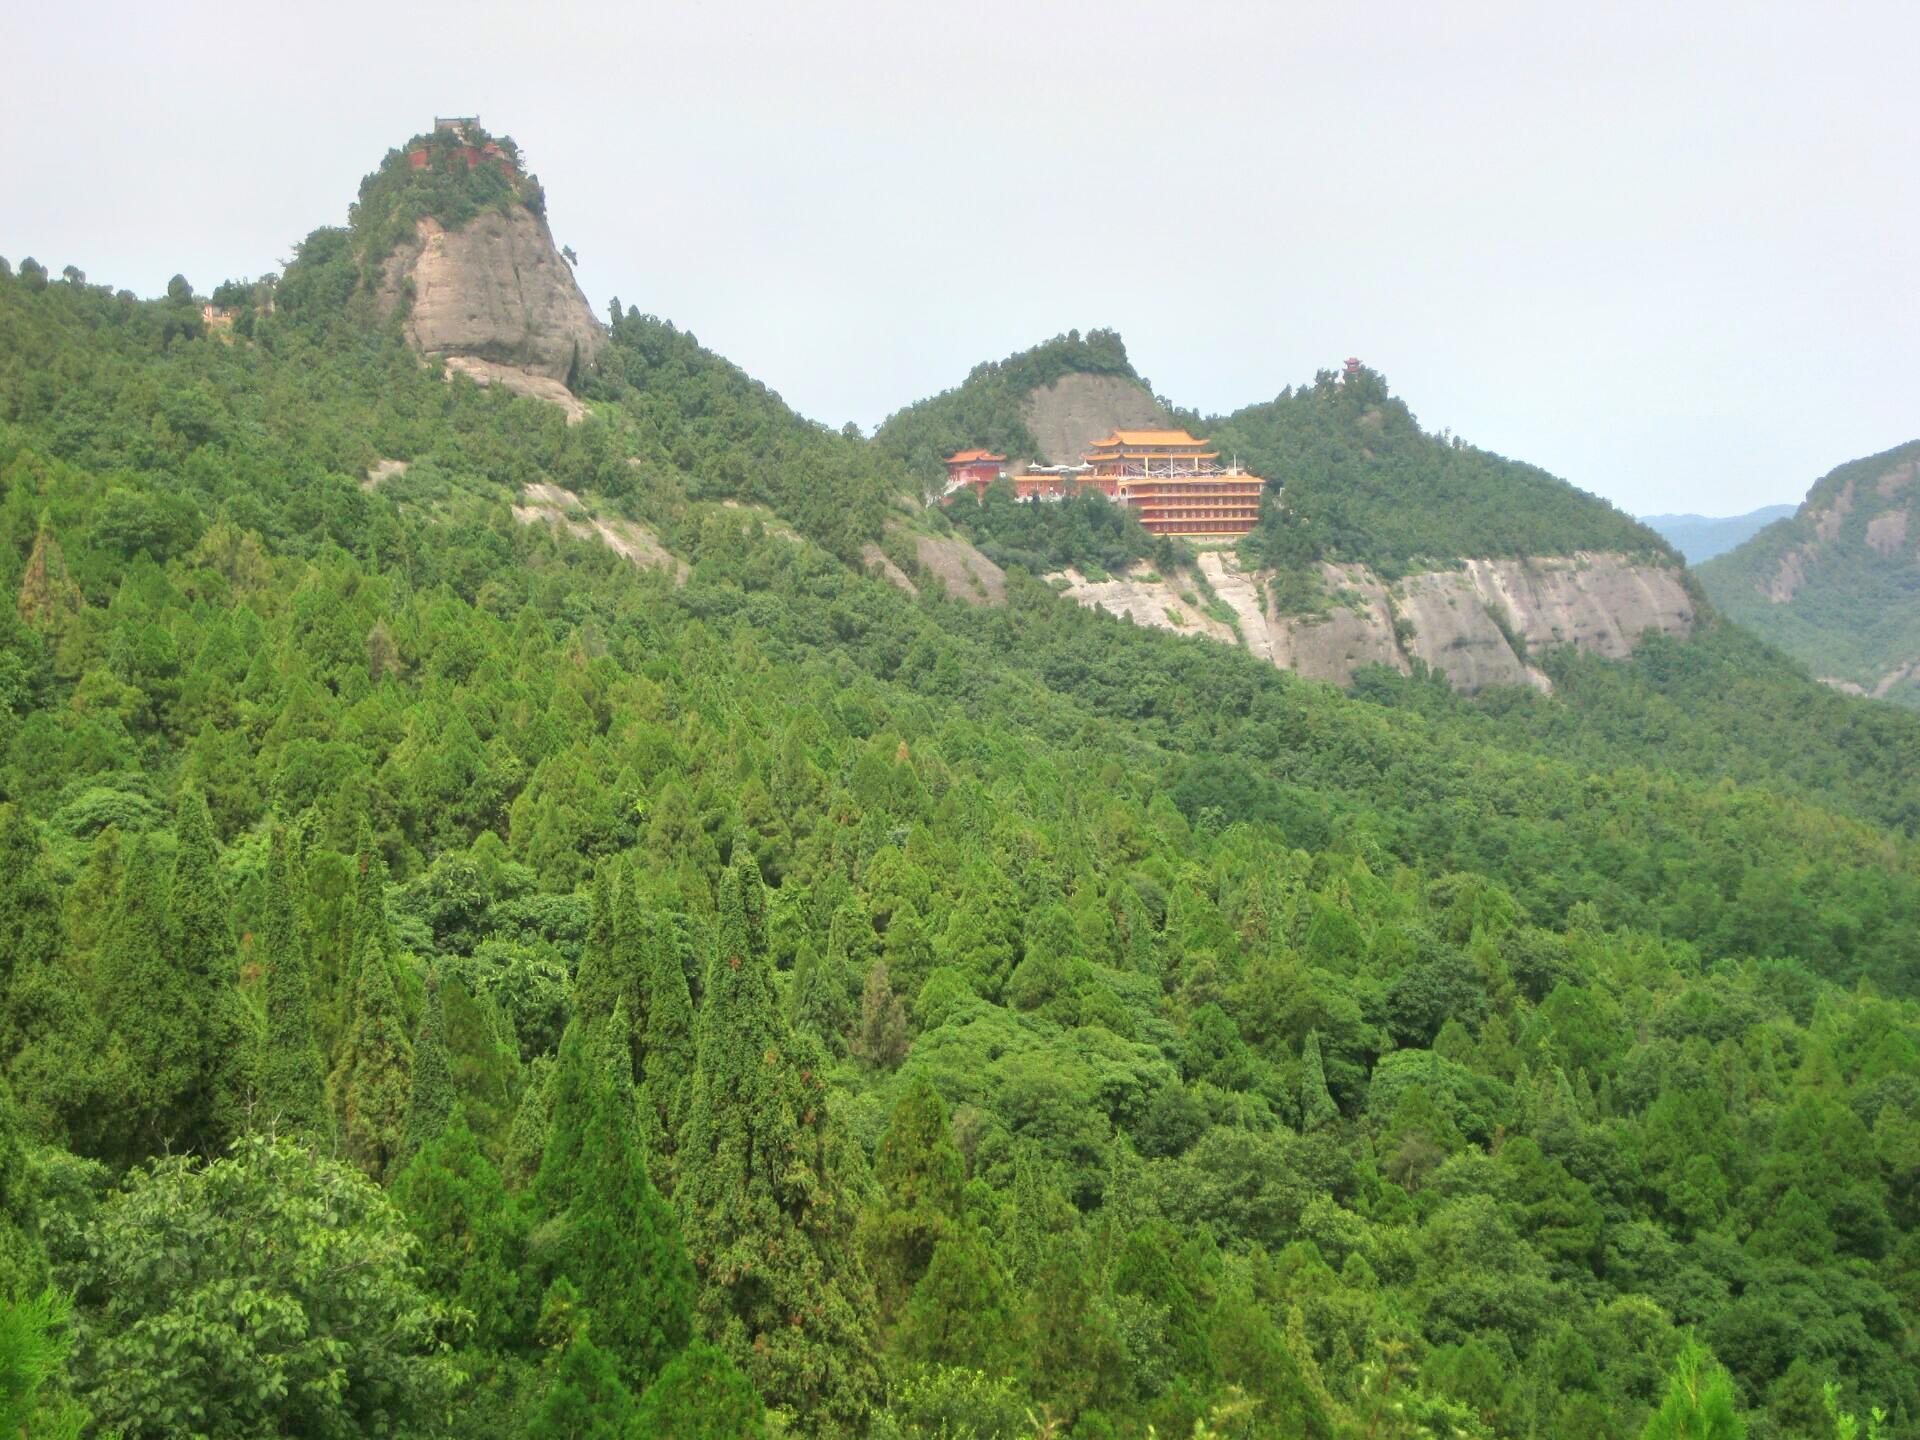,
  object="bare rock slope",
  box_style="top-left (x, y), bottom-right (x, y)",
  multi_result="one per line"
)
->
top-left (1020, 373), bottom-right (1169, 465)
top-left (383, 209), bottom-right (606, 417)
top-left (1052, 552), bottom-right (1692, 695)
